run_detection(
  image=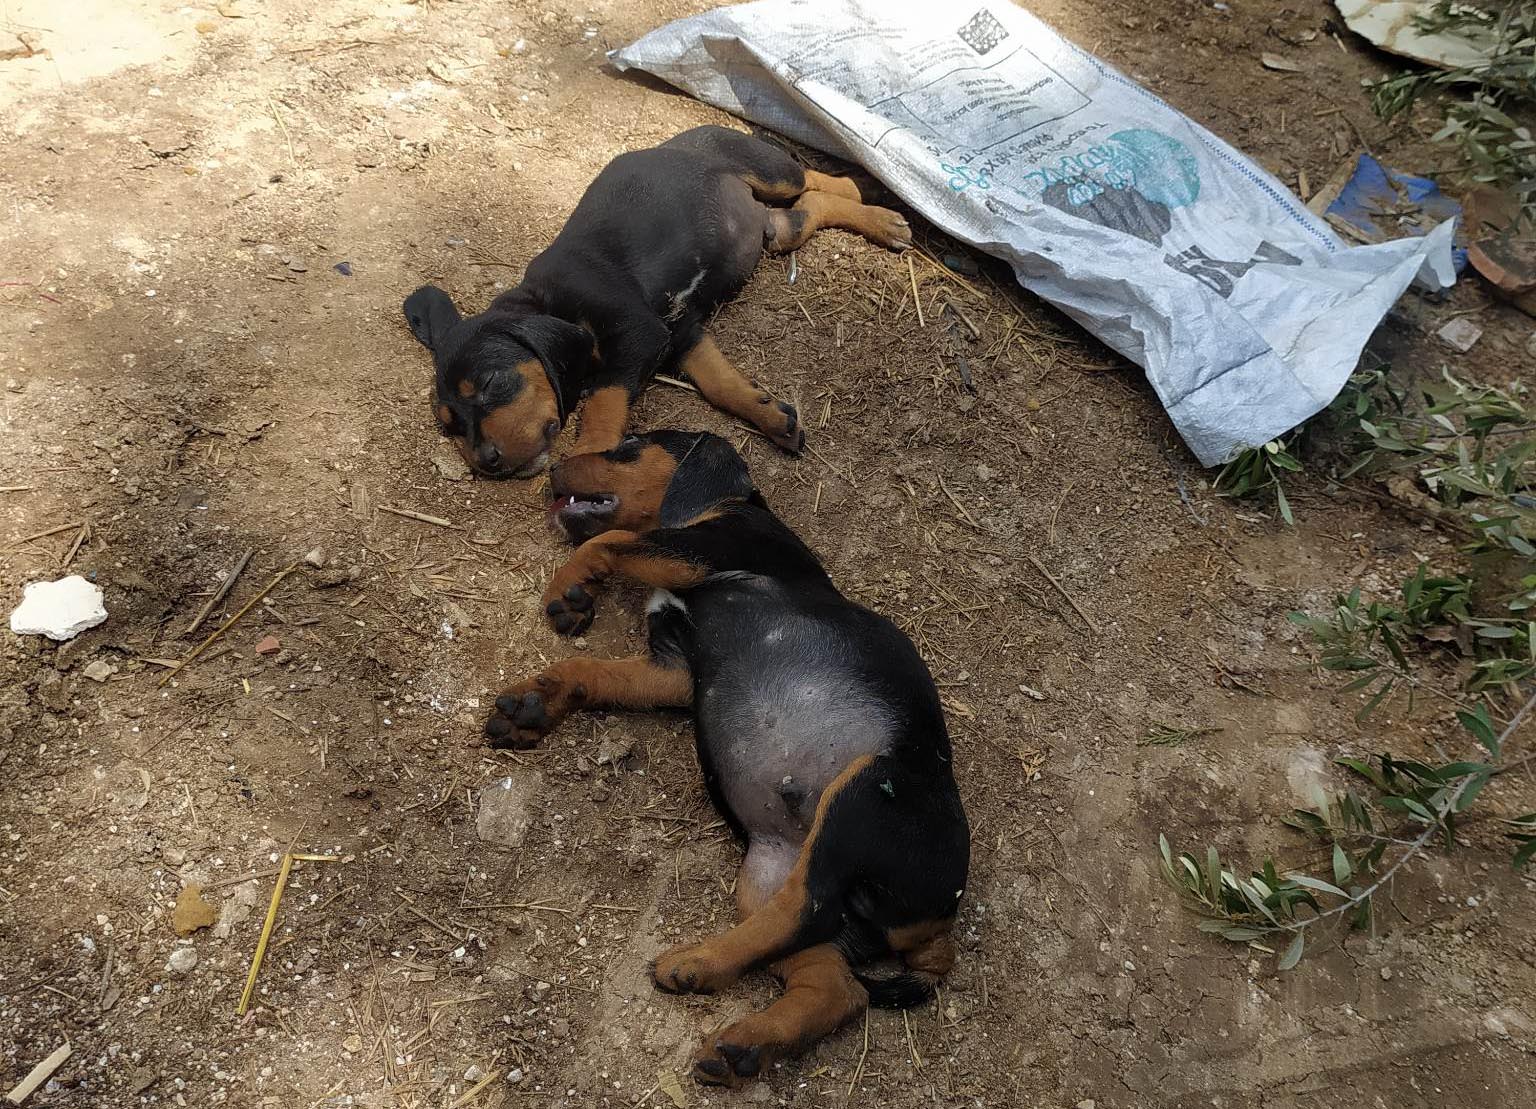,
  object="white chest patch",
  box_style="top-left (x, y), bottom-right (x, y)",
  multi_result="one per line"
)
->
top-left (664, 269), bottom-right (706, 321)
